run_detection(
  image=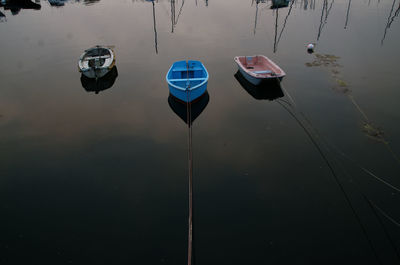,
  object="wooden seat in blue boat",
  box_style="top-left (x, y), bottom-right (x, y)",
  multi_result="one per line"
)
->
top-left (168, 78), bottom-right (206, 82)
top-left (172, 67), bottom-right (204, 72)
